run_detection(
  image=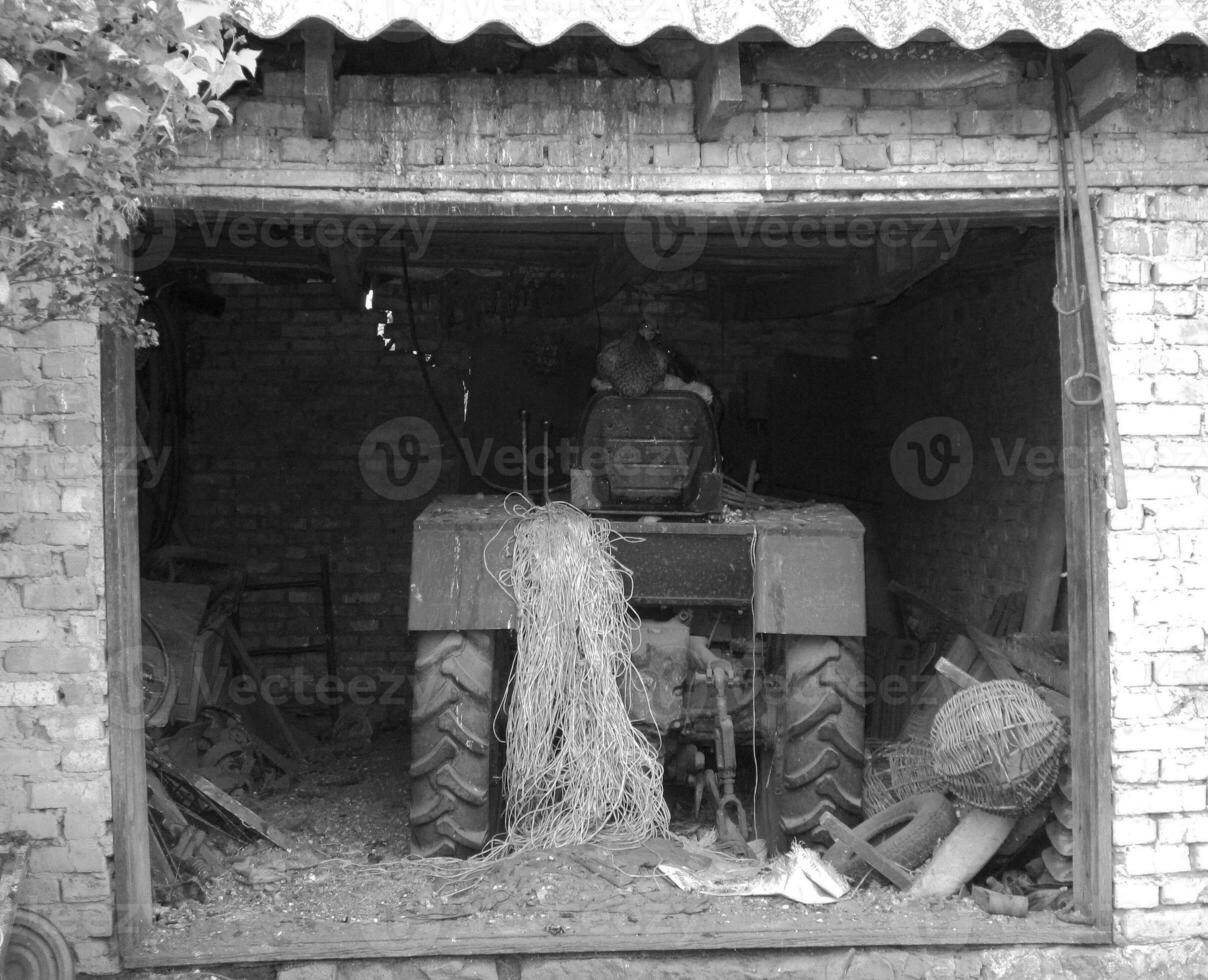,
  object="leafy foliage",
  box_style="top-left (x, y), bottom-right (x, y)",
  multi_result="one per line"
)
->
top-left (0, 0), bottom-right (257, 332)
